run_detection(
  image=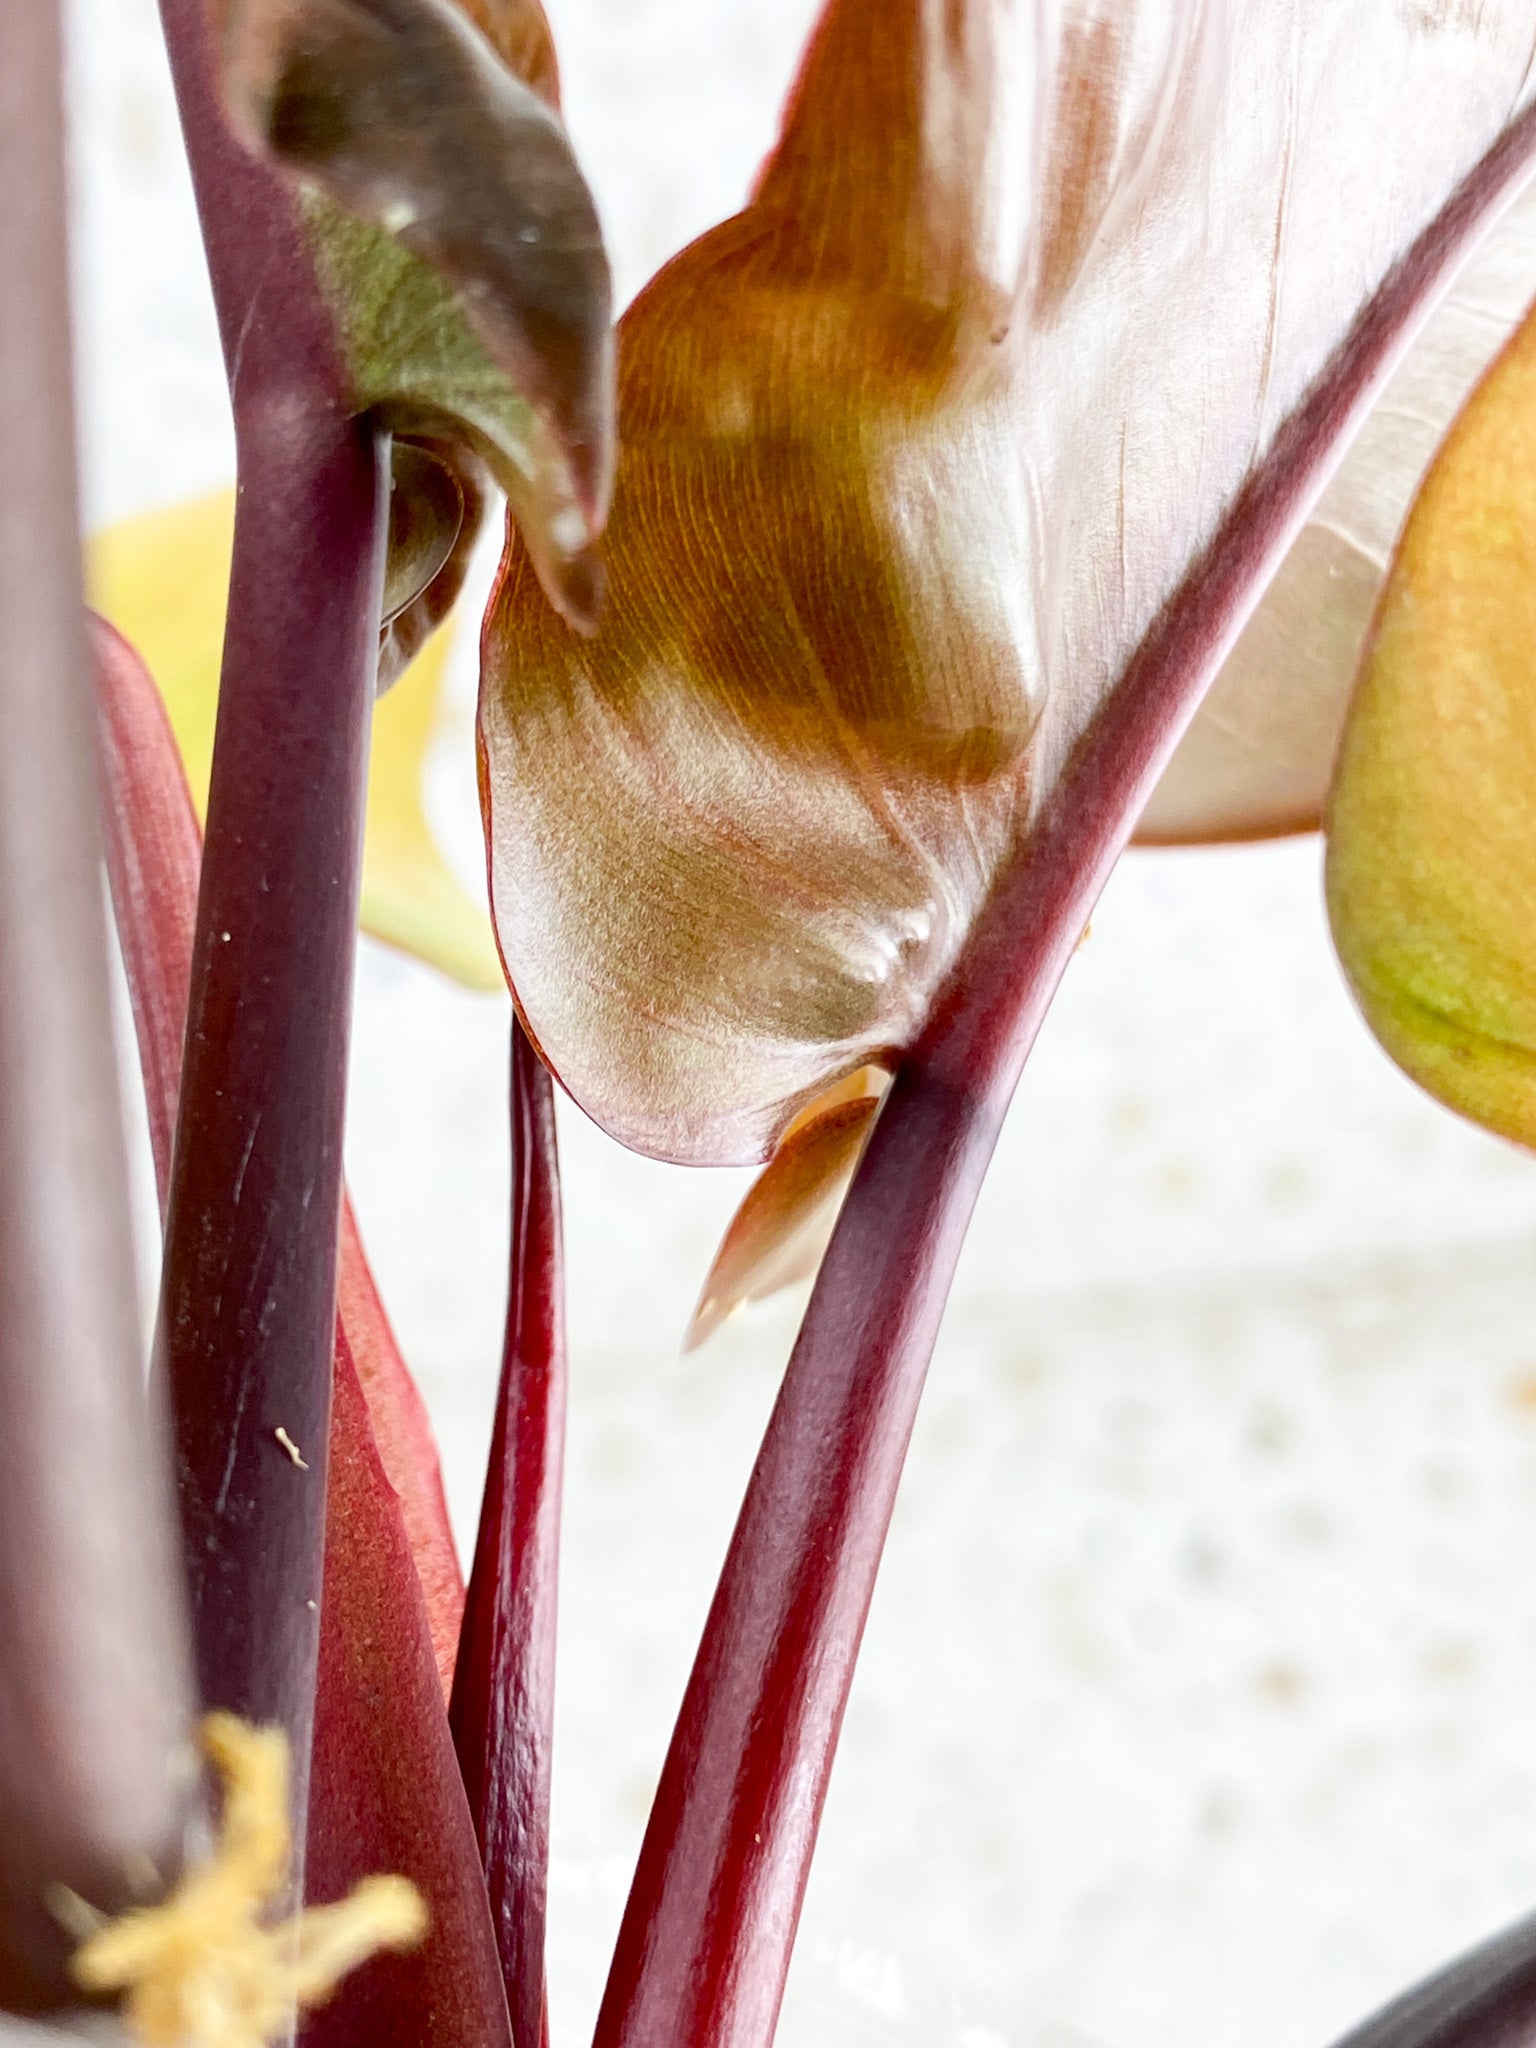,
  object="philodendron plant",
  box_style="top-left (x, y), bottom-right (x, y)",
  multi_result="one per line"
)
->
top-left (11, 0), bottom-right (1536, 2044)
